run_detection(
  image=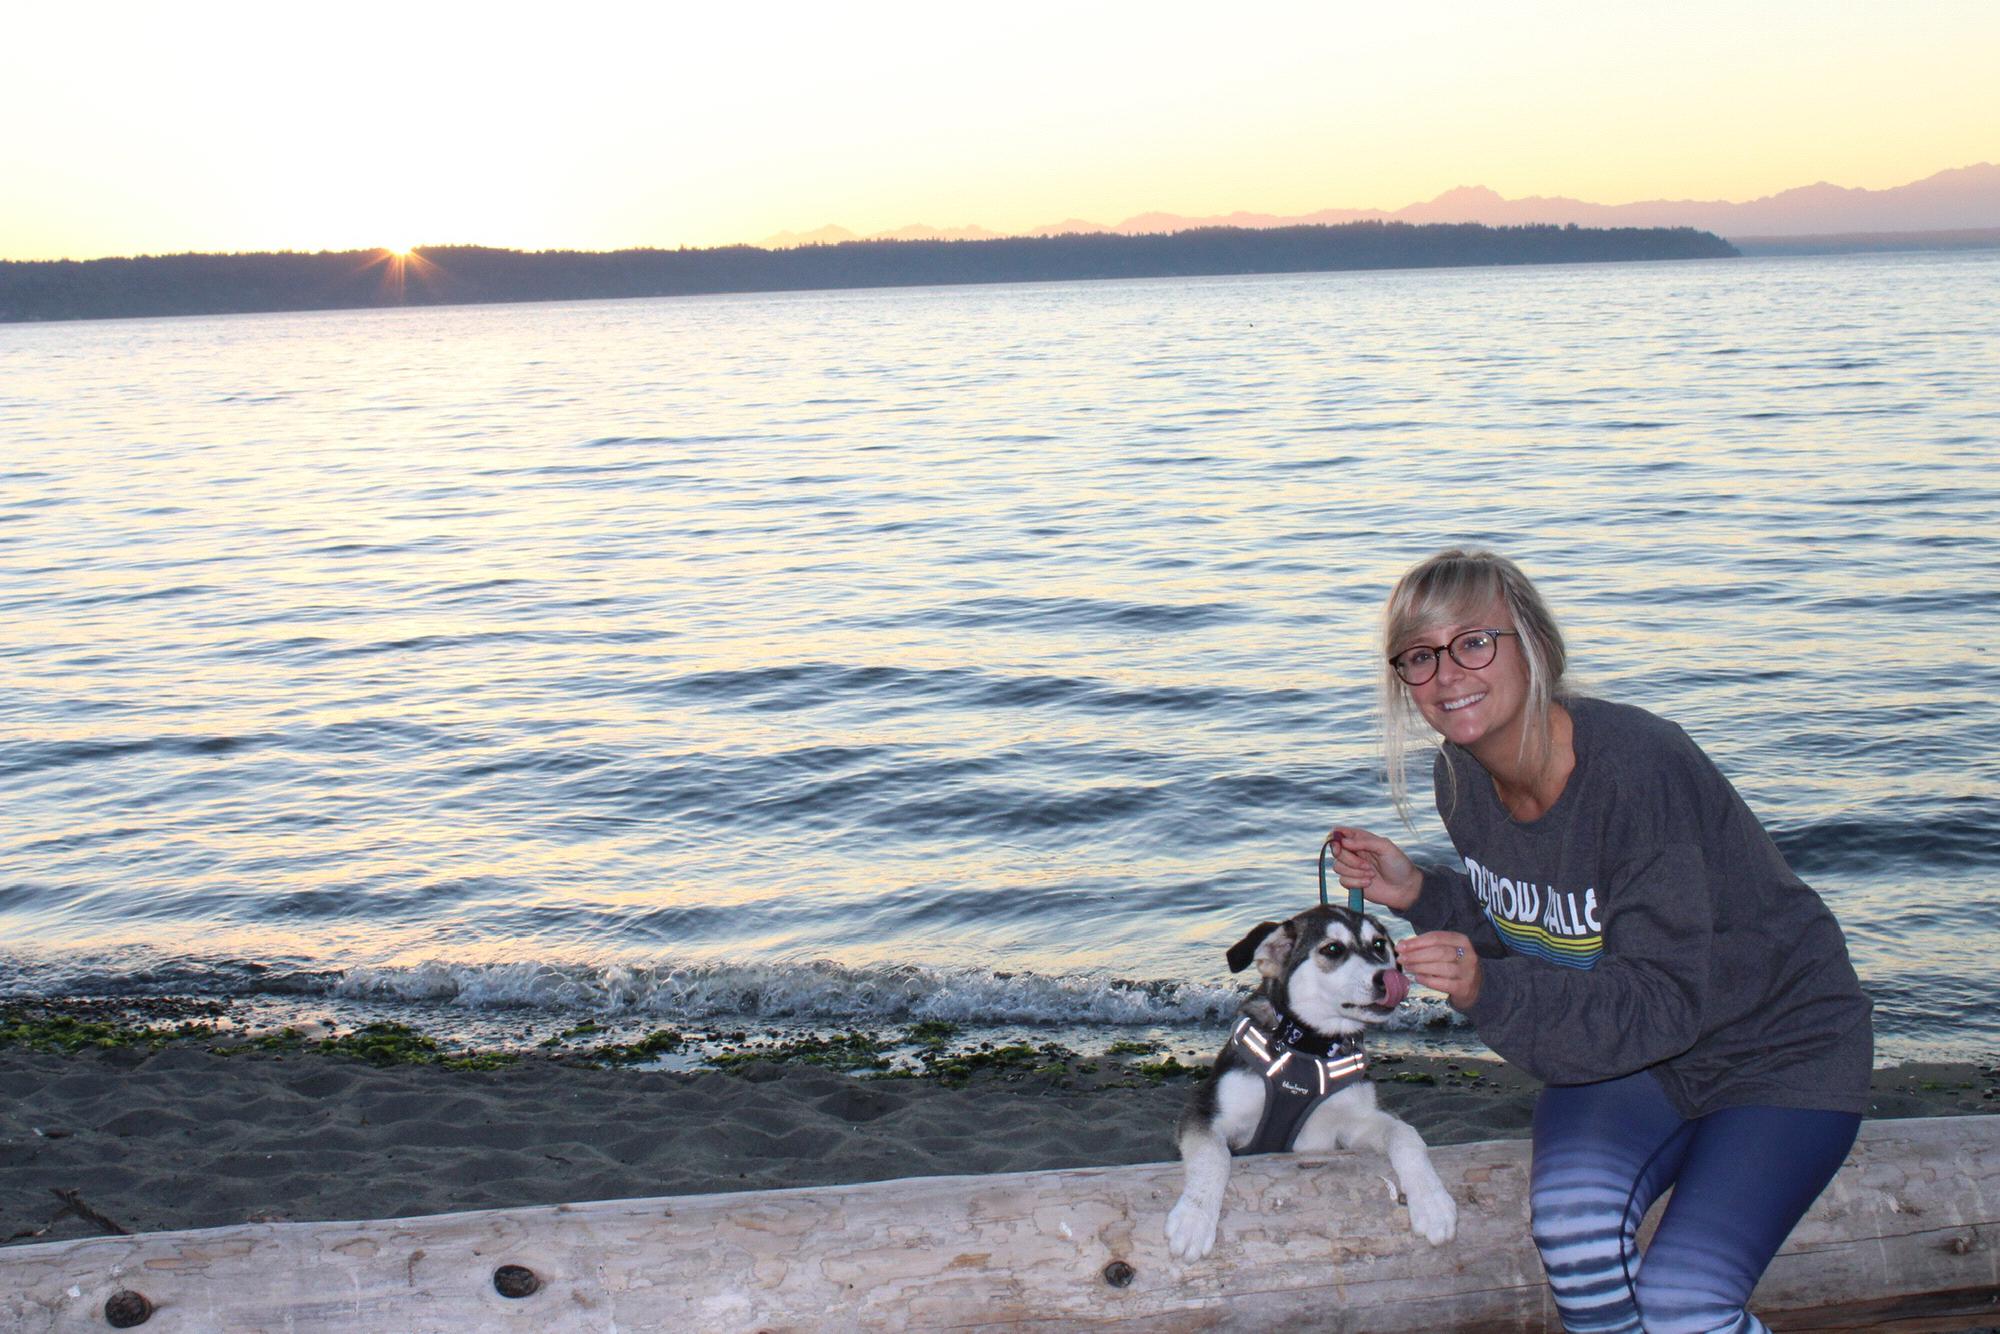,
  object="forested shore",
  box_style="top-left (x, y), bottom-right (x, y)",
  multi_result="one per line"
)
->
top-left (0, 221), bottom-right (1736, 323)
